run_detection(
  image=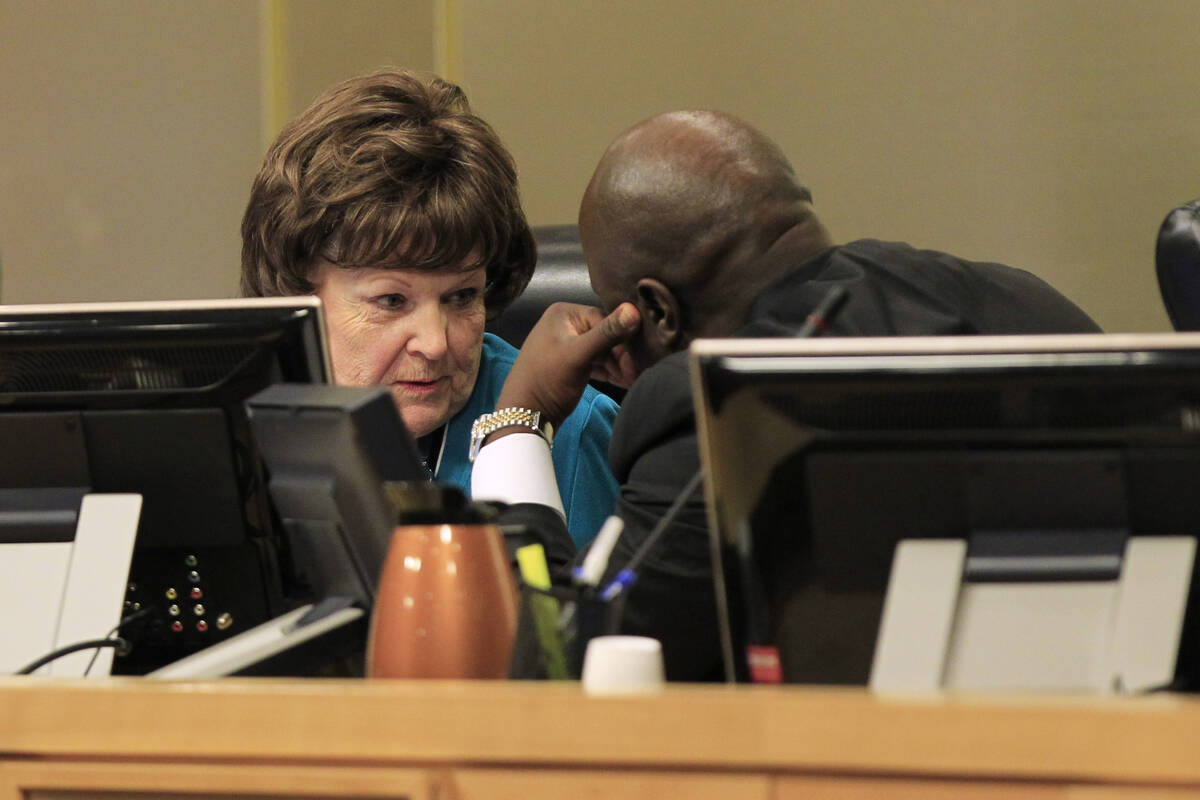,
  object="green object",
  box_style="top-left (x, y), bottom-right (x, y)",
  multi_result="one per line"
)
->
top-left (516, 543), bottom-right (570, 679)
